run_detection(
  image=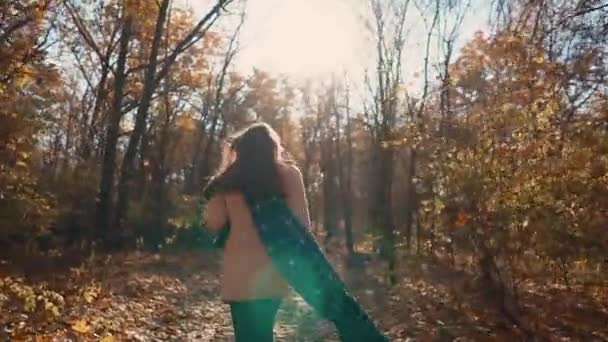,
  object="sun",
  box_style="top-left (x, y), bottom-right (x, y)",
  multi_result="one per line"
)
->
top-left (236, 0), bottom-right (366, 78)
